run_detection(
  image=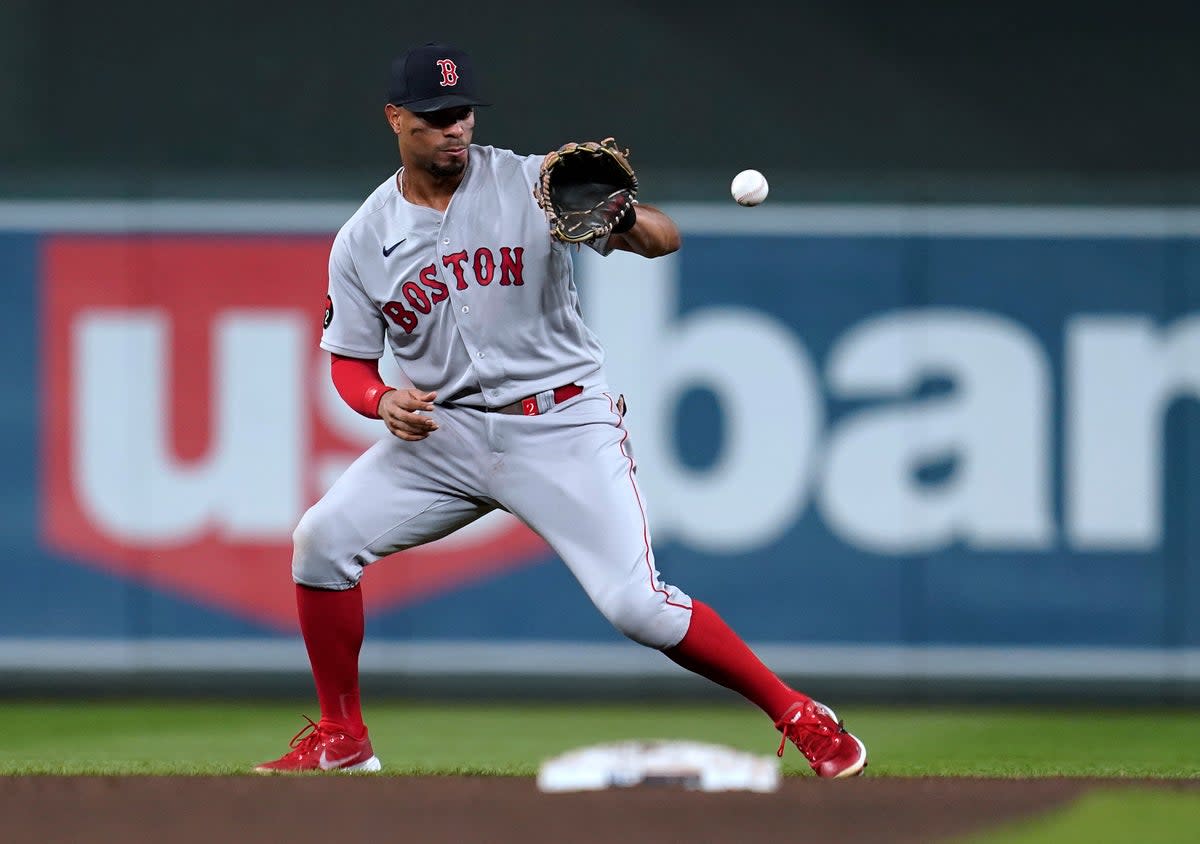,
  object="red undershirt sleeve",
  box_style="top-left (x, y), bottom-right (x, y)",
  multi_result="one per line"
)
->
top-left (330, 354), bottom-right (395, 419)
